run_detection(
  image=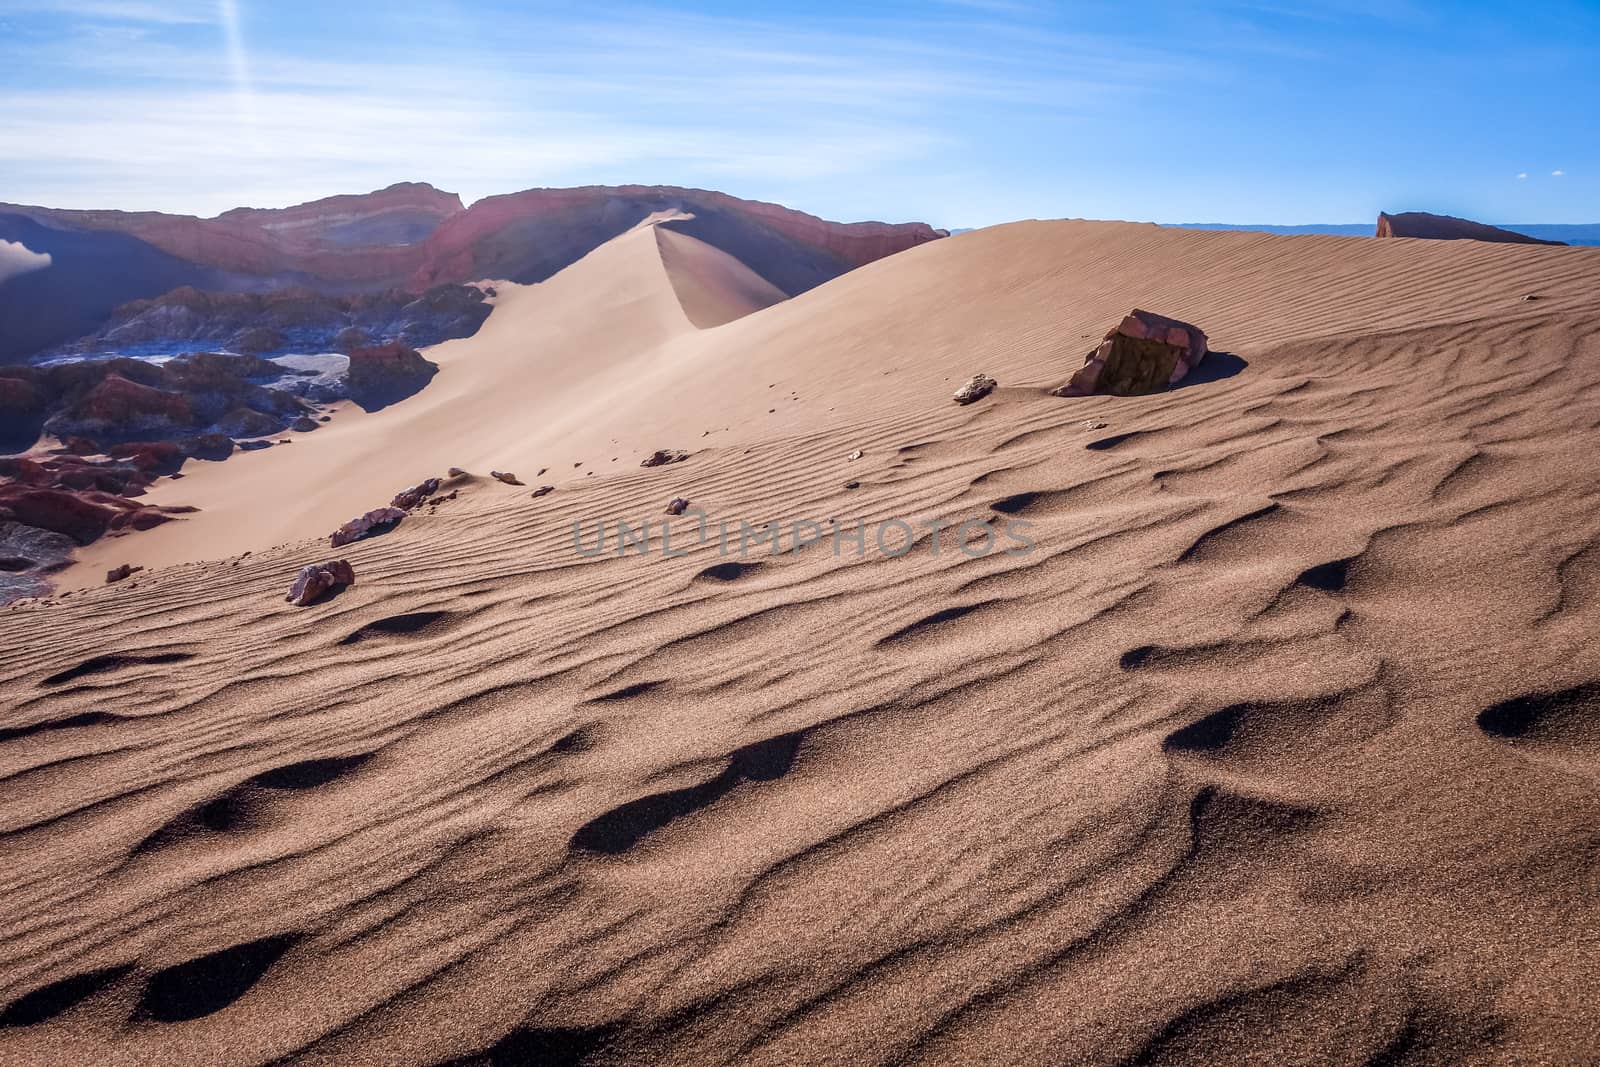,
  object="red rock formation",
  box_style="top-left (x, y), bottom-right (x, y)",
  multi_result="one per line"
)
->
top-left (1053, 310), bottom-right (1209, 397)
top-left (2, 183), bottom-right (465, 289)
top-left (1376, 212), bottom-right (1566, 245)
top-left (0, 485), bottom-right (177, 544)
top-left (411, 185), bottom-right (945, 291)
top-left (2, 183), bottom-right (942, 297)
